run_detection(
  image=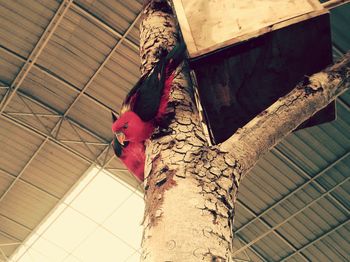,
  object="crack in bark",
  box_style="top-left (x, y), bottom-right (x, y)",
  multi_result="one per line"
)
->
top-left (141, 1), bottom-right (251, 259)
